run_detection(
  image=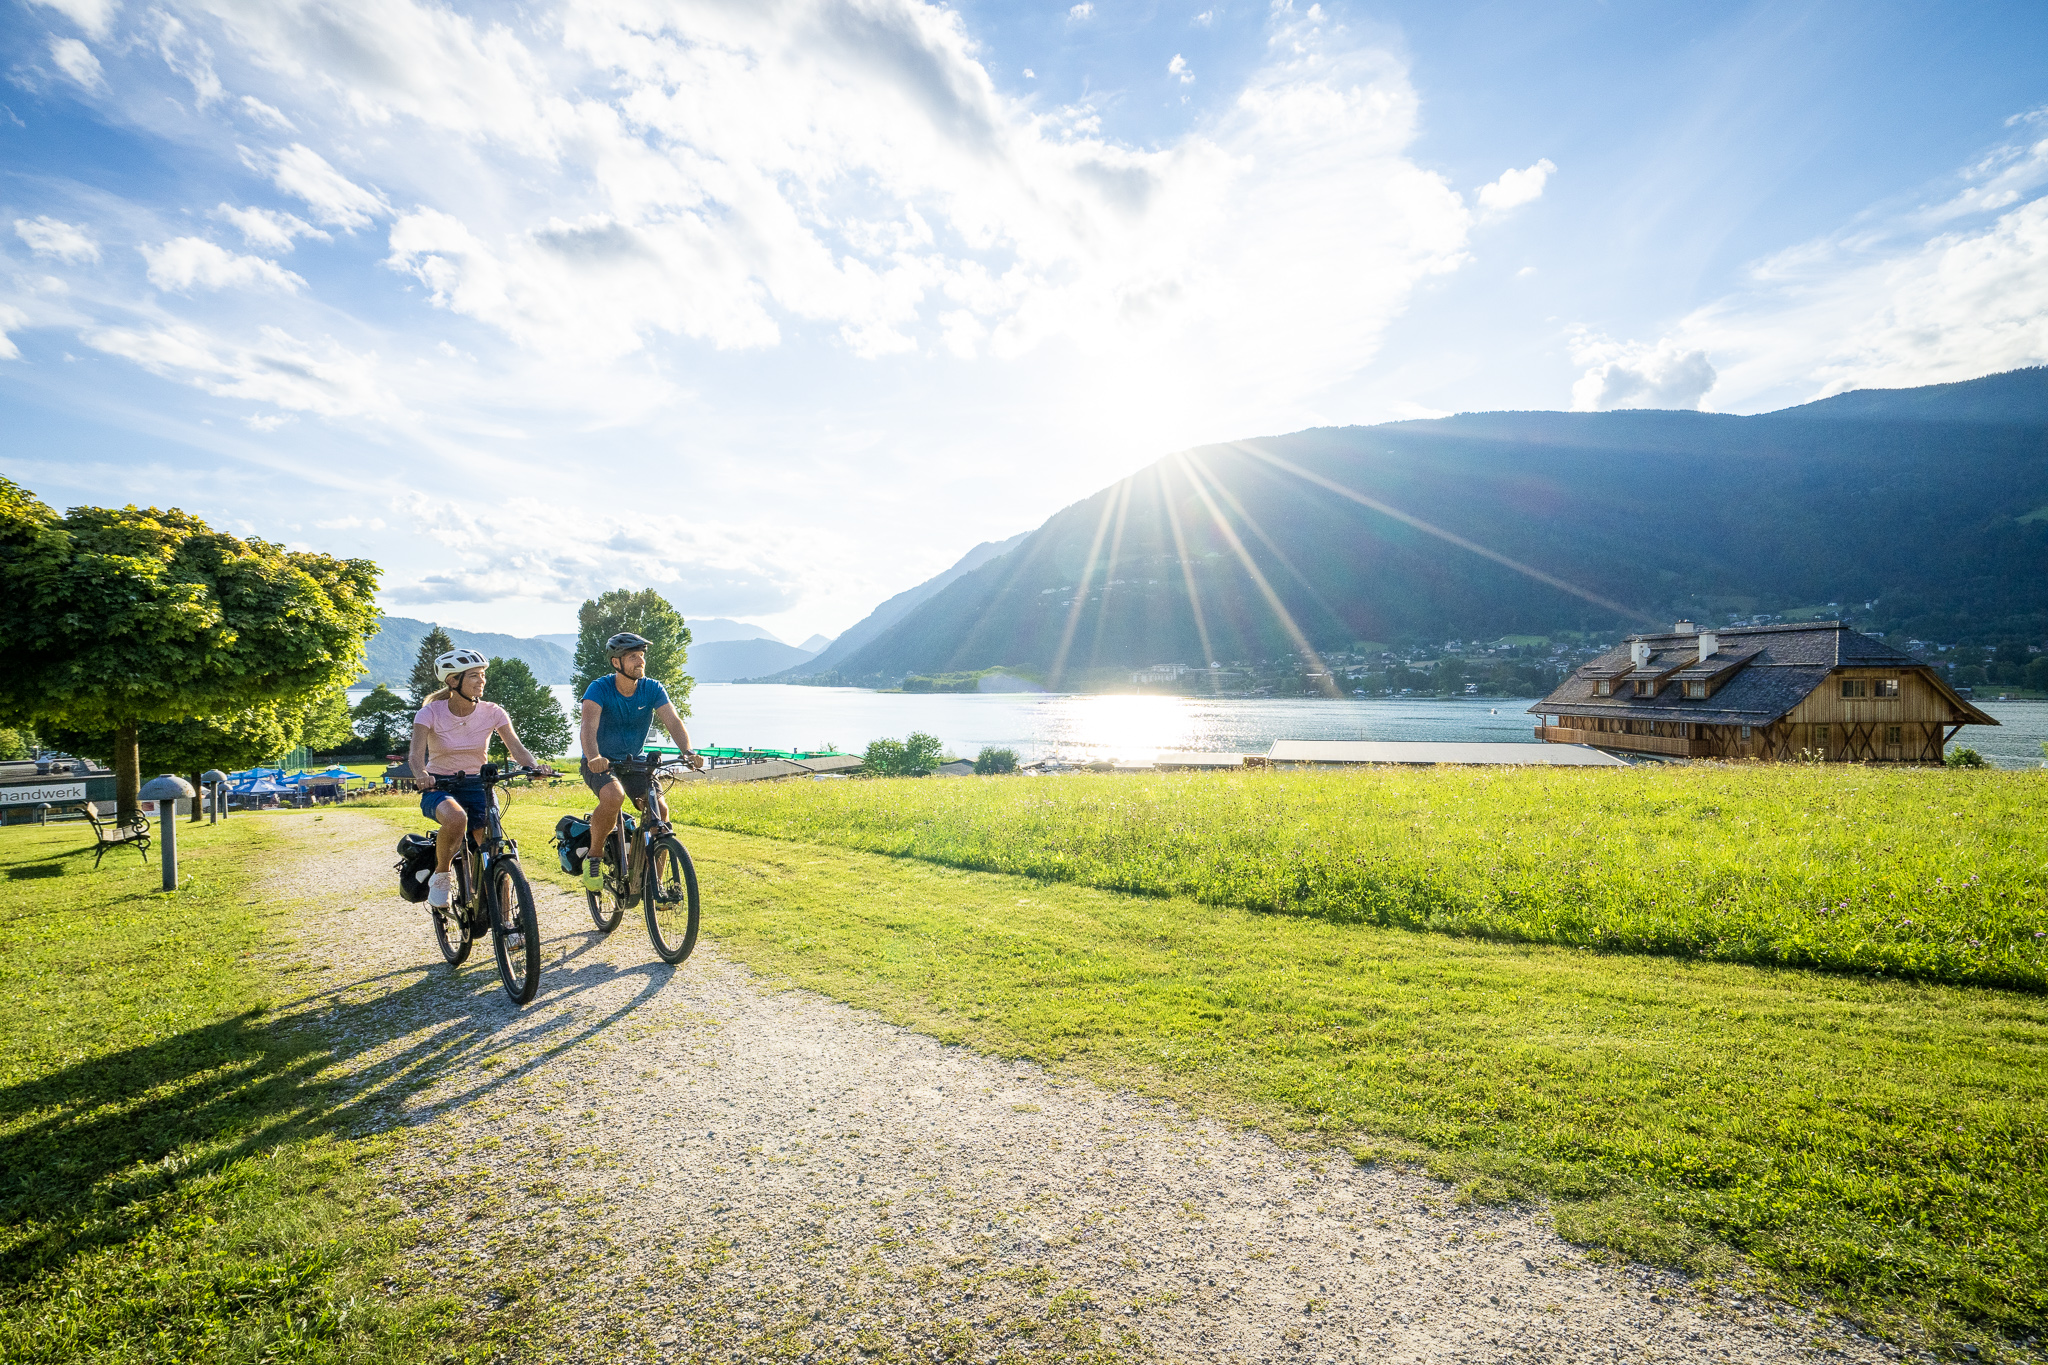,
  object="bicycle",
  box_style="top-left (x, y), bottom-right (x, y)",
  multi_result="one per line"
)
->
top-left (582, 754), bottom-right (701, 965)
top-left (425, 763), bottom-right (550, 1003)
